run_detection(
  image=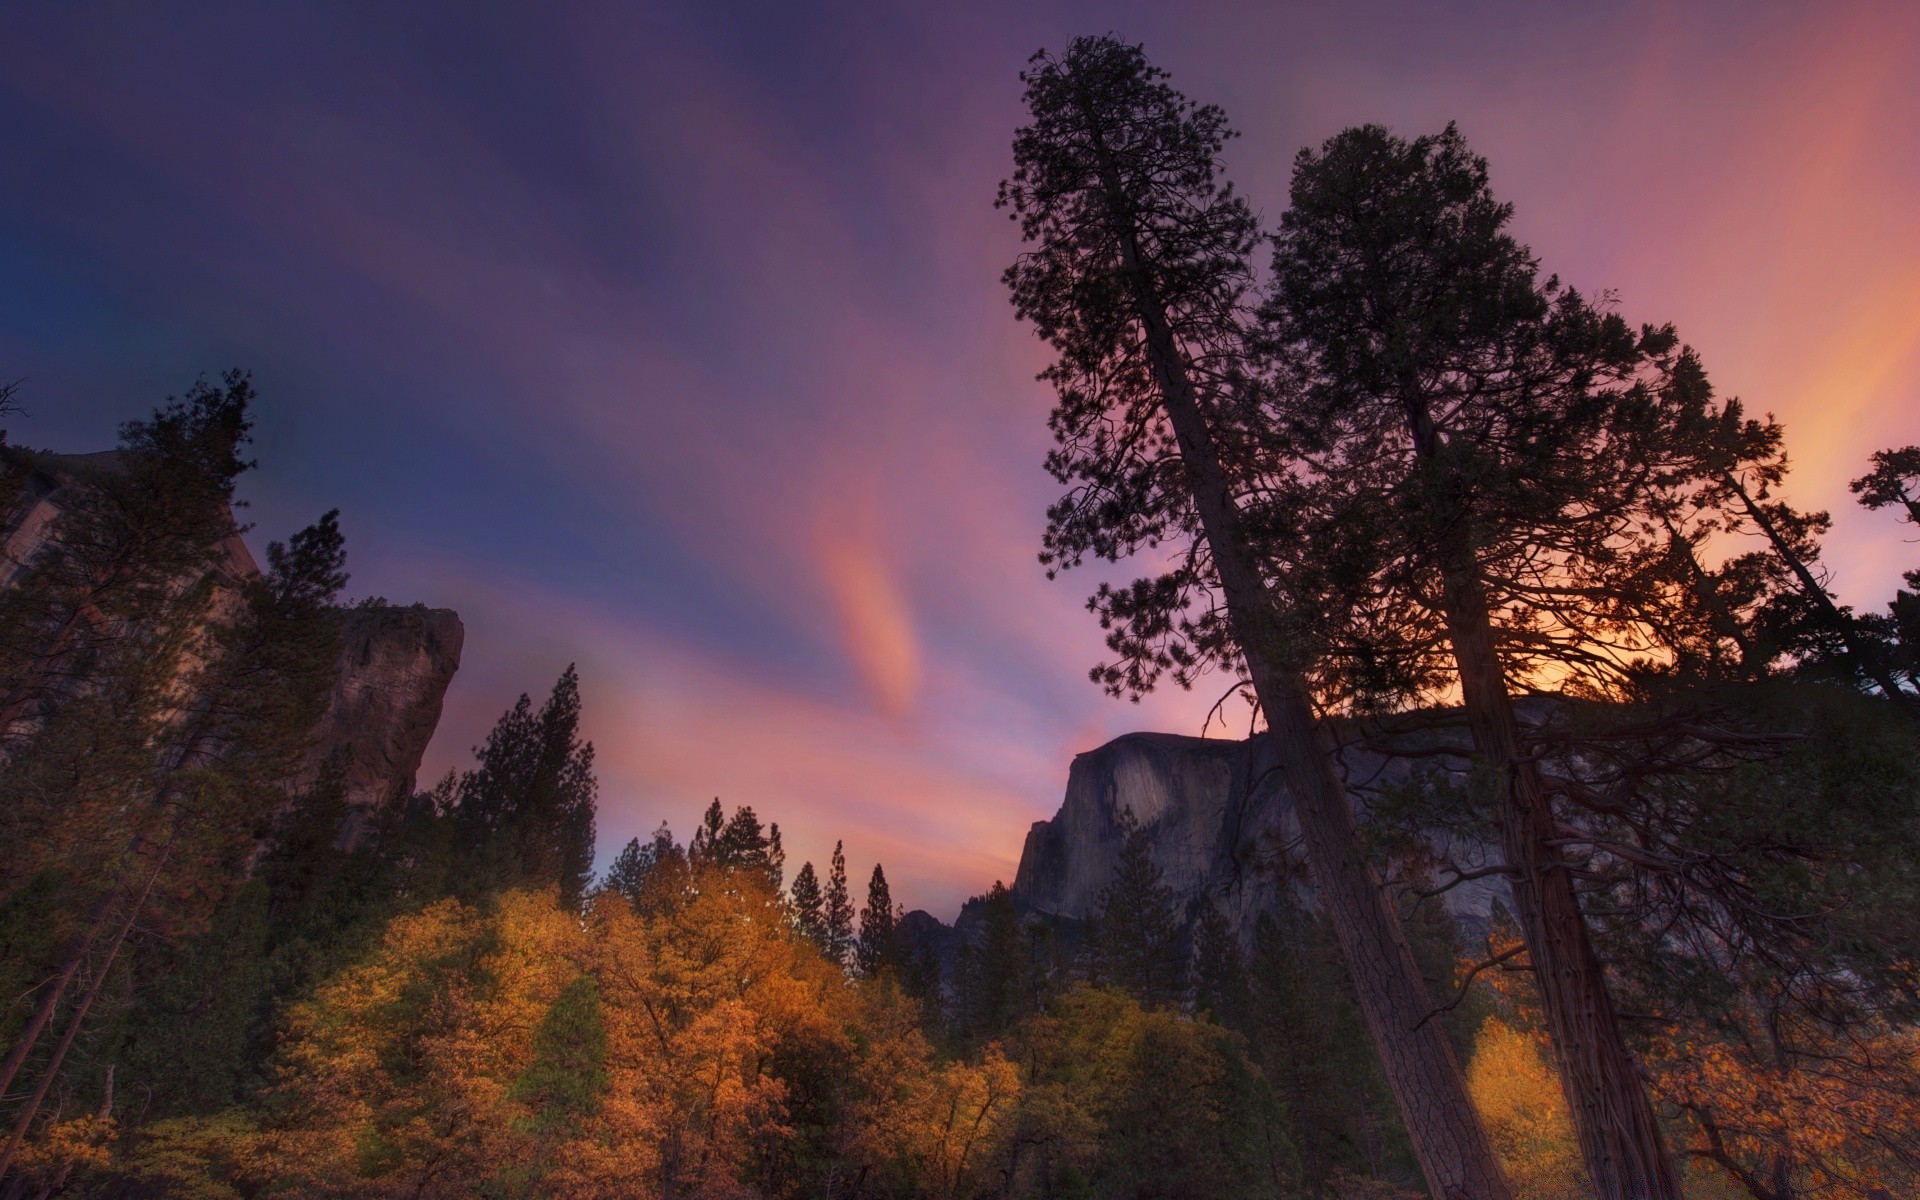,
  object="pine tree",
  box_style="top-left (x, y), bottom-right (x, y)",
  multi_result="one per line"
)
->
top-left (602, 822), bottom-right (677, 907)
top-left (856, 863), bottom-right (896, 976)
top-left (822, 841), bottom-right (855, 969)
top-left (955, 882), bottom-right (1033, 1044)
top-left (0, 372), bottom-right (256, 745)
top-left (1675, 401), bottom-right (1908, 702)
top-left (1, 440), bottom-right (348, 1178)
top-left (1852, 445), bottom-right (1920, 697)
top-left (998, 36), bottom-right (1509, 1196)
top-left (1259, 122), bottom-right (1734, 1197)
top-left (1190, 902), bottom-right (1248, 1029)
top-left (1852, 446), bottom-right (1920, 527)
top-left (1091, 809), bottom-right (1183, 1009)
top-left (453, 665), bottom-right (598, 907)
top-left (788, 862), bottom-right (827, 952)
top-left (689, 798), bottom-right (726, 864)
